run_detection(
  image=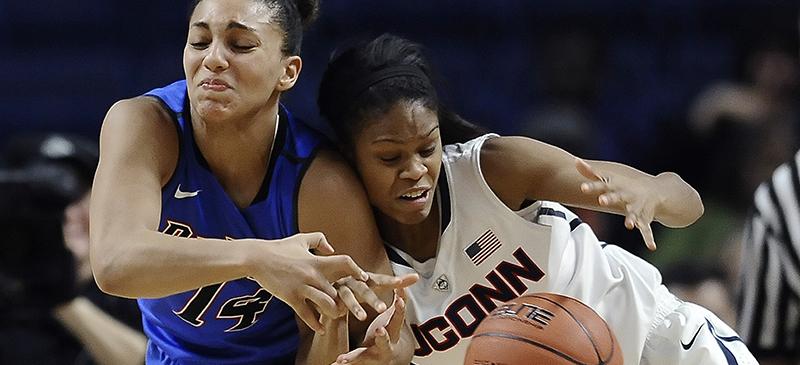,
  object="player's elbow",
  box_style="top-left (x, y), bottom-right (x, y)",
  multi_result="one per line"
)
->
top-left (91, 250), bottom-right (129, 297)
top-left (676, 184), bottom-right (704, 227)
top-left (90, 236), bottom-right (138, 298)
